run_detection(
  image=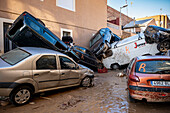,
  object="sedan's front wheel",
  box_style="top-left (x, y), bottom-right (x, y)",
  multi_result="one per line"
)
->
top-left (81, 76), bottom-right (94, 87)
top-left (10, 86), bottom-right (33, 106)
